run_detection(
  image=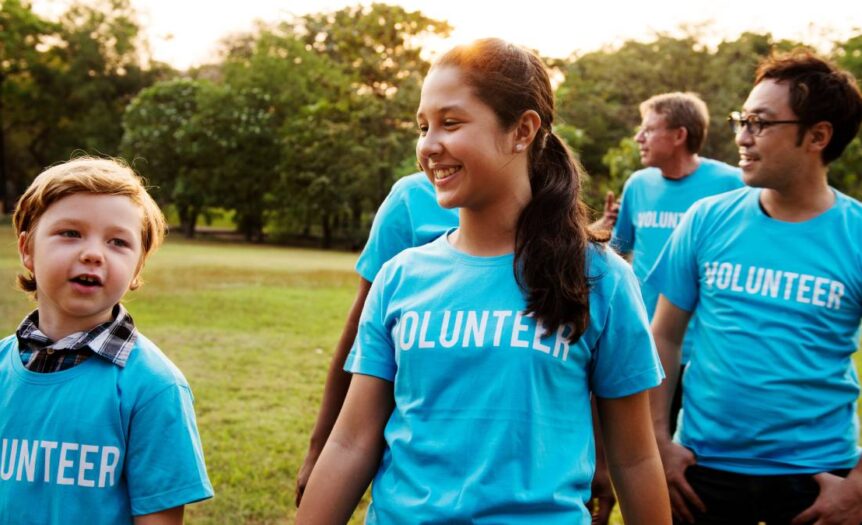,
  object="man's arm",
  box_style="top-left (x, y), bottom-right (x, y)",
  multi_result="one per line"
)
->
top-left (650, 296), bottom-right (704, 523)
top-left (596, 390), bottom-right (671, 524)
top-left (295, 277), bottom-right (372, 506)
top-left (296, 374), bottom-right (394, 524)
top-left (134, 506), bottom-right (184, 525)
